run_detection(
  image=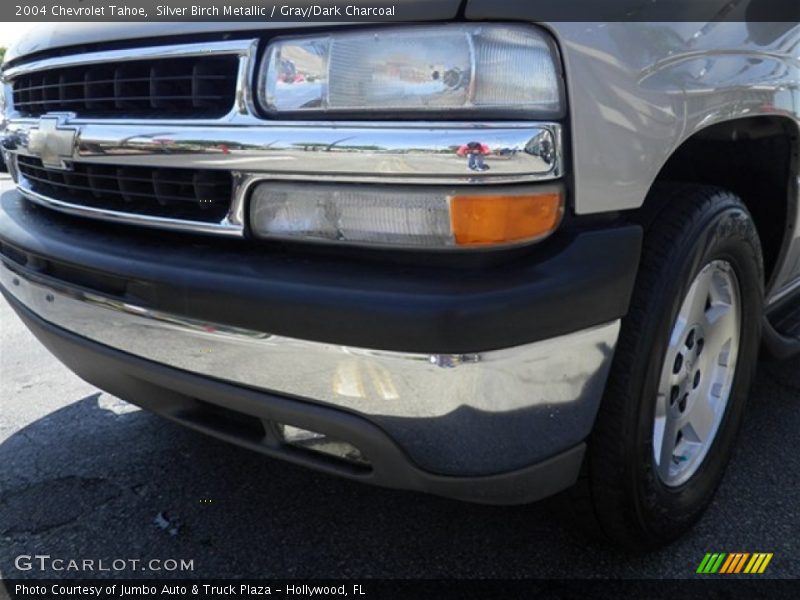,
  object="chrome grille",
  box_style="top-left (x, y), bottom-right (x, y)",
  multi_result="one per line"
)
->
top-left (17, 156), bottom-right (233, 223)
top-left (12, 55), bottom-right (238, 118)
